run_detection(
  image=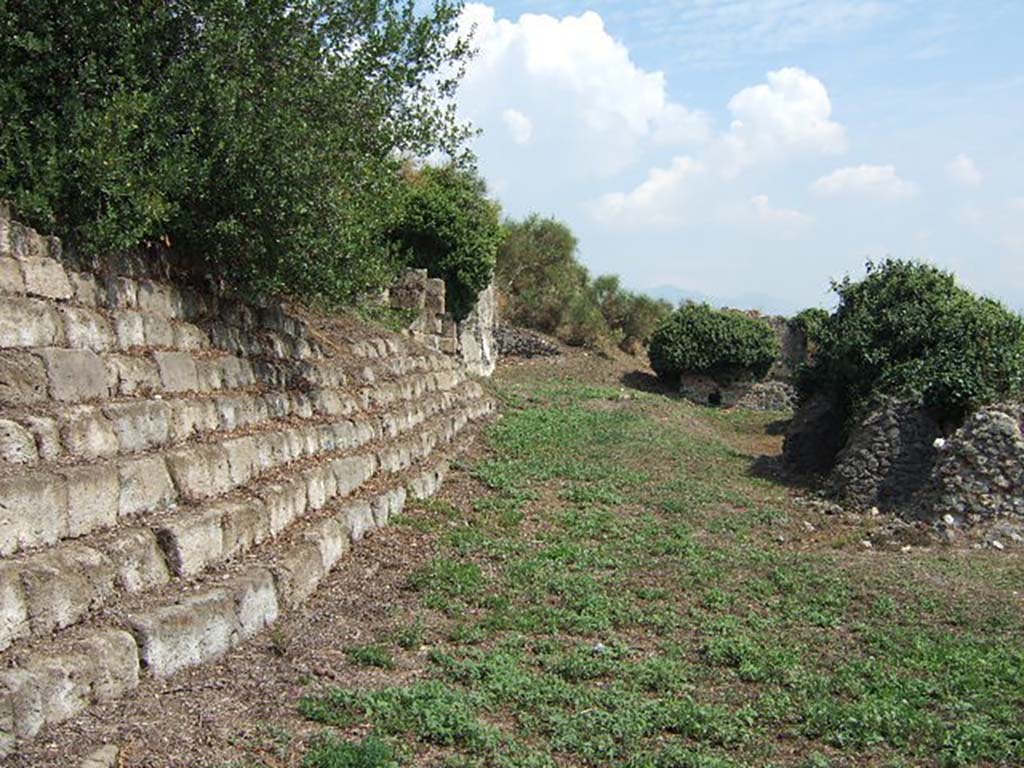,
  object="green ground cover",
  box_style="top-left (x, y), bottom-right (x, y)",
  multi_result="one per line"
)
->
top-left (298, 376), bottom-right (1024, 768)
